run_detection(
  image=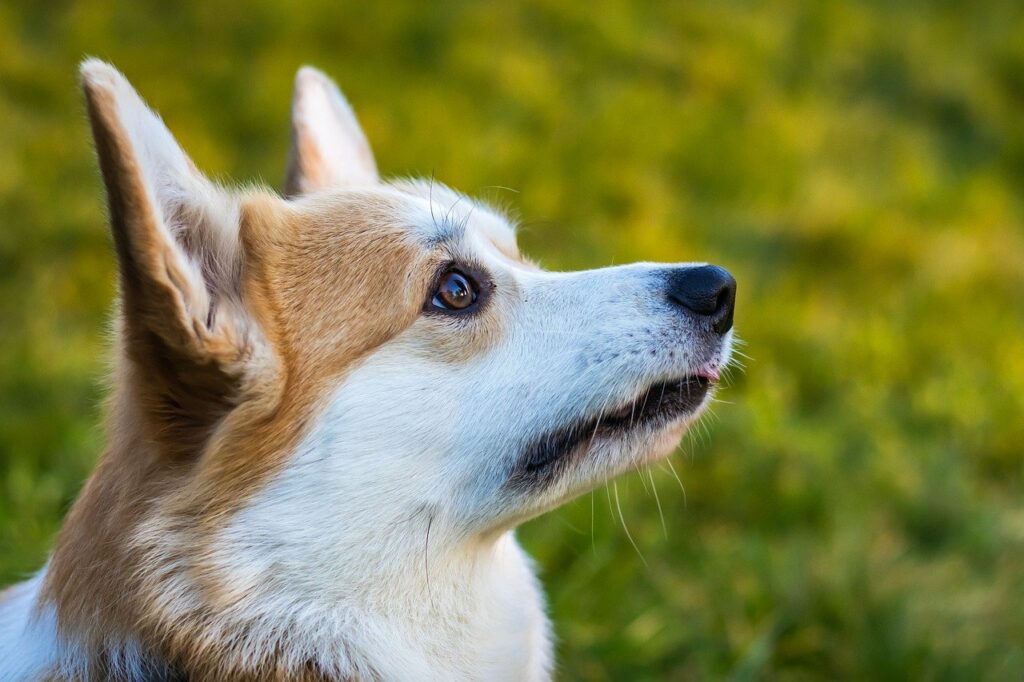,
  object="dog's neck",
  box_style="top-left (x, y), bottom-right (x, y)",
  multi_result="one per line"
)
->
top-left (34, 378), bottom-right (552, 680)
top-left (37, 530), bottom-right (549, 680)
